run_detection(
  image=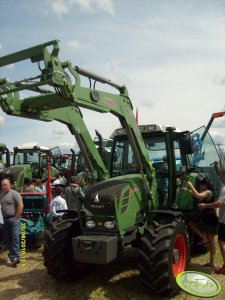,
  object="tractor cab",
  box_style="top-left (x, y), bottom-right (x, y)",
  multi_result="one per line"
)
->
top-left (110, 124), bottom-right (222, 210)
